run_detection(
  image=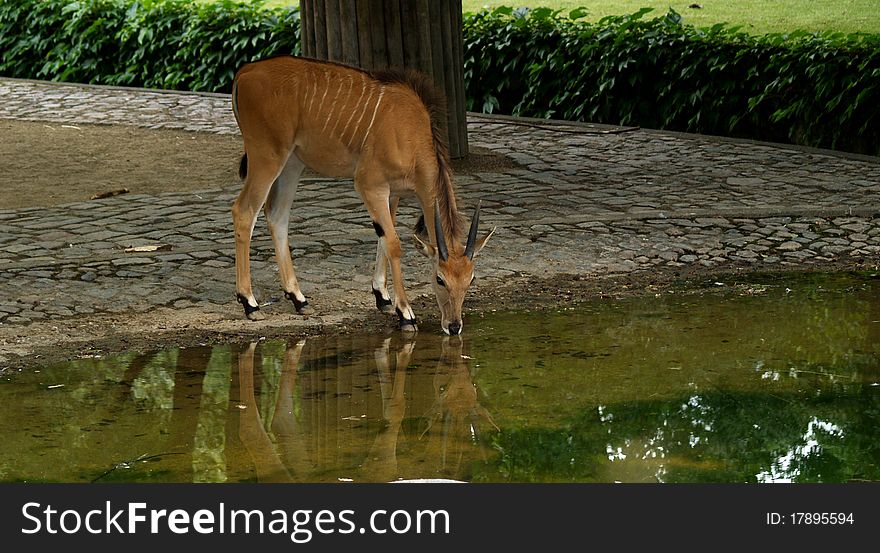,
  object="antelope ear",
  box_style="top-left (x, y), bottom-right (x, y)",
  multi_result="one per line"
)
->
top-left (412, 232), bottom-right (436, 258)
top-left (470, 226), bottom-right (496, 258)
